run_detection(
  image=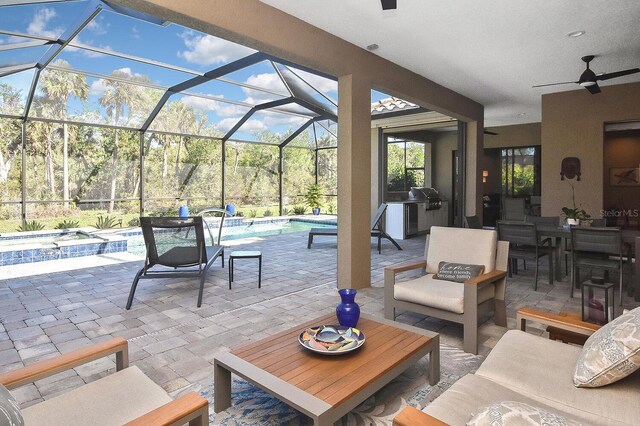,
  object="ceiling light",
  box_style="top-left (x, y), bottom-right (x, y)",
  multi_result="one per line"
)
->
top-left (367, 44), bottom-right (379, 51)
top-left (517, 113), bottom-right (527, 117)
top-left (567, 30), bottom-right (586, 38)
